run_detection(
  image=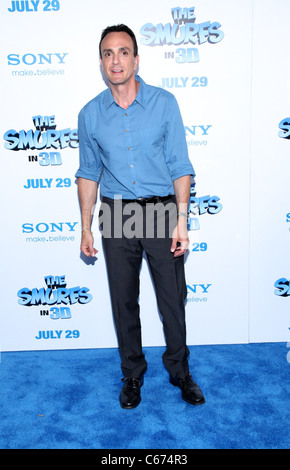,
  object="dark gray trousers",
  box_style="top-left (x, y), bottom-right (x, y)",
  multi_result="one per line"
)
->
top-left (100, 196), bottom-right (189, 379)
